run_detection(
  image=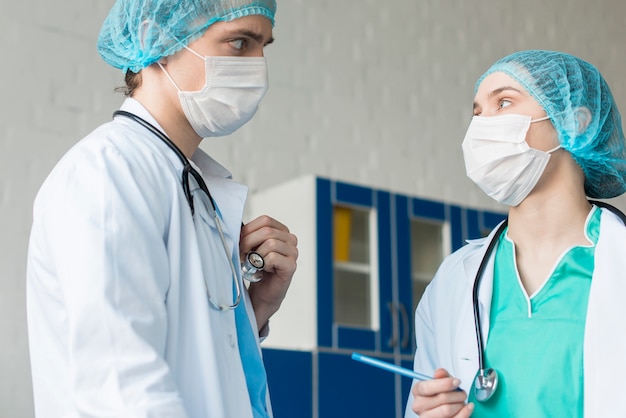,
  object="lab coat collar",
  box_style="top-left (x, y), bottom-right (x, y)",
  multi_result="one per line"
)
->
top-left (195, 160), bottom-right (248, 253)
top-left (118, 98), bottom-right (235, 179)
top-left (118, 98), bottom-right (163, 134)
